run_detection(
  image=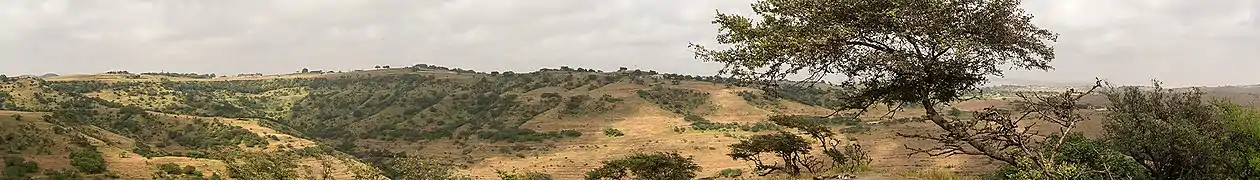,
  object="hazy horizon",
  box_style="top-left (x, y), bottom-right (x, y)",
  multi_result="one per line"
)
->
top-left (3, 0), bottom-right (1258, 87)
